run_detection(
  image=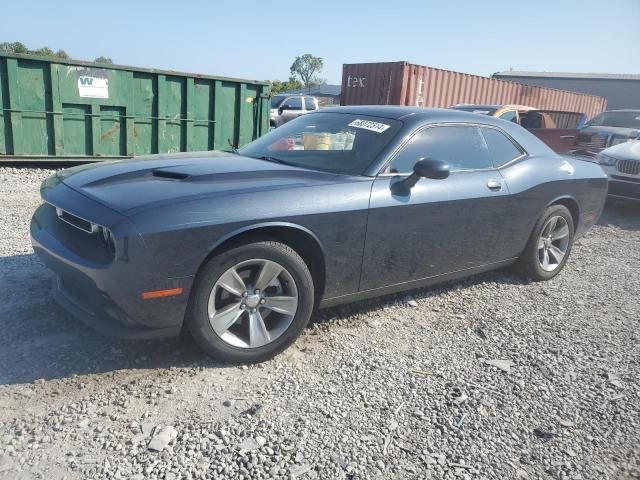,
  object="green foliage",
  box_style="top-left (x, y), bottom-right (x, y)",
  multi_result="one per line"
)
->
top-left (30, 47), bottom-right (70, 59)
top-left (0, 42), bottom-right (105, 62)
top-left (290, 54), bottom-right (324, 87)
top-left (270, 77), bottom-right (303, 94)
top-left (0, 42), bottom-right (29, 55)
top-left (94, 56), bottom-right (113, 64)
